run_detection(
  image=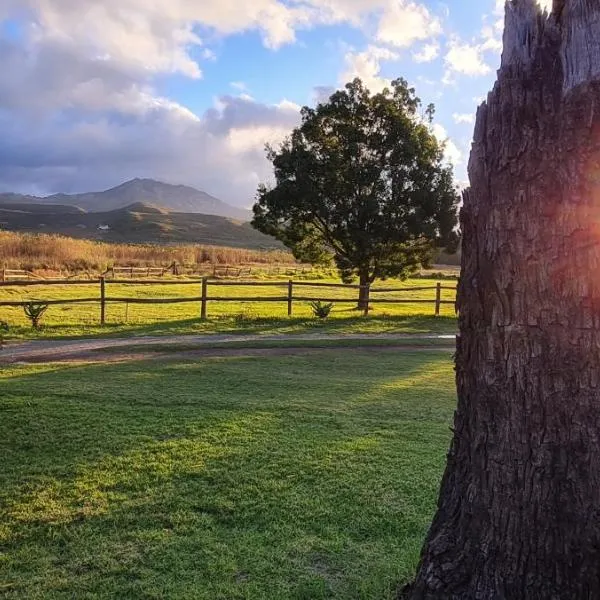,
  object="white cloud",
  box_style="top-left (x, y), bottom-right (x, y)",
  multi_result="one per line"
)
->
top-left (341, 45), bottom-right (399, 92)
top-left (0, 31), bottom-right (302, 206)
top-left (0, 94), bottom-right (302, 205)
top-left (376, 1), bottom-right (442, 48)
top-left (452, 113), bottom-right (475, 124)
top-left (416, 75), bottom-right (436, 86)
top-left (227, 123), bottom-right (290, 153)
top-left (444, 39), bottom-right (492, 77)
top-left (4, 0), bottom-right (445, 80)
top-left (412, 42), bottom-right (440, 63)
top-left (27, 1), bottom-right (206, 78)
top-left (432, 123), bottom-right (463, 166)
top-left (0, 0), bottom-right (453, 202)
top-left (441, 70), bottom-right (456, 87)
top-left (480, 25), bottom-right (503, 52)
